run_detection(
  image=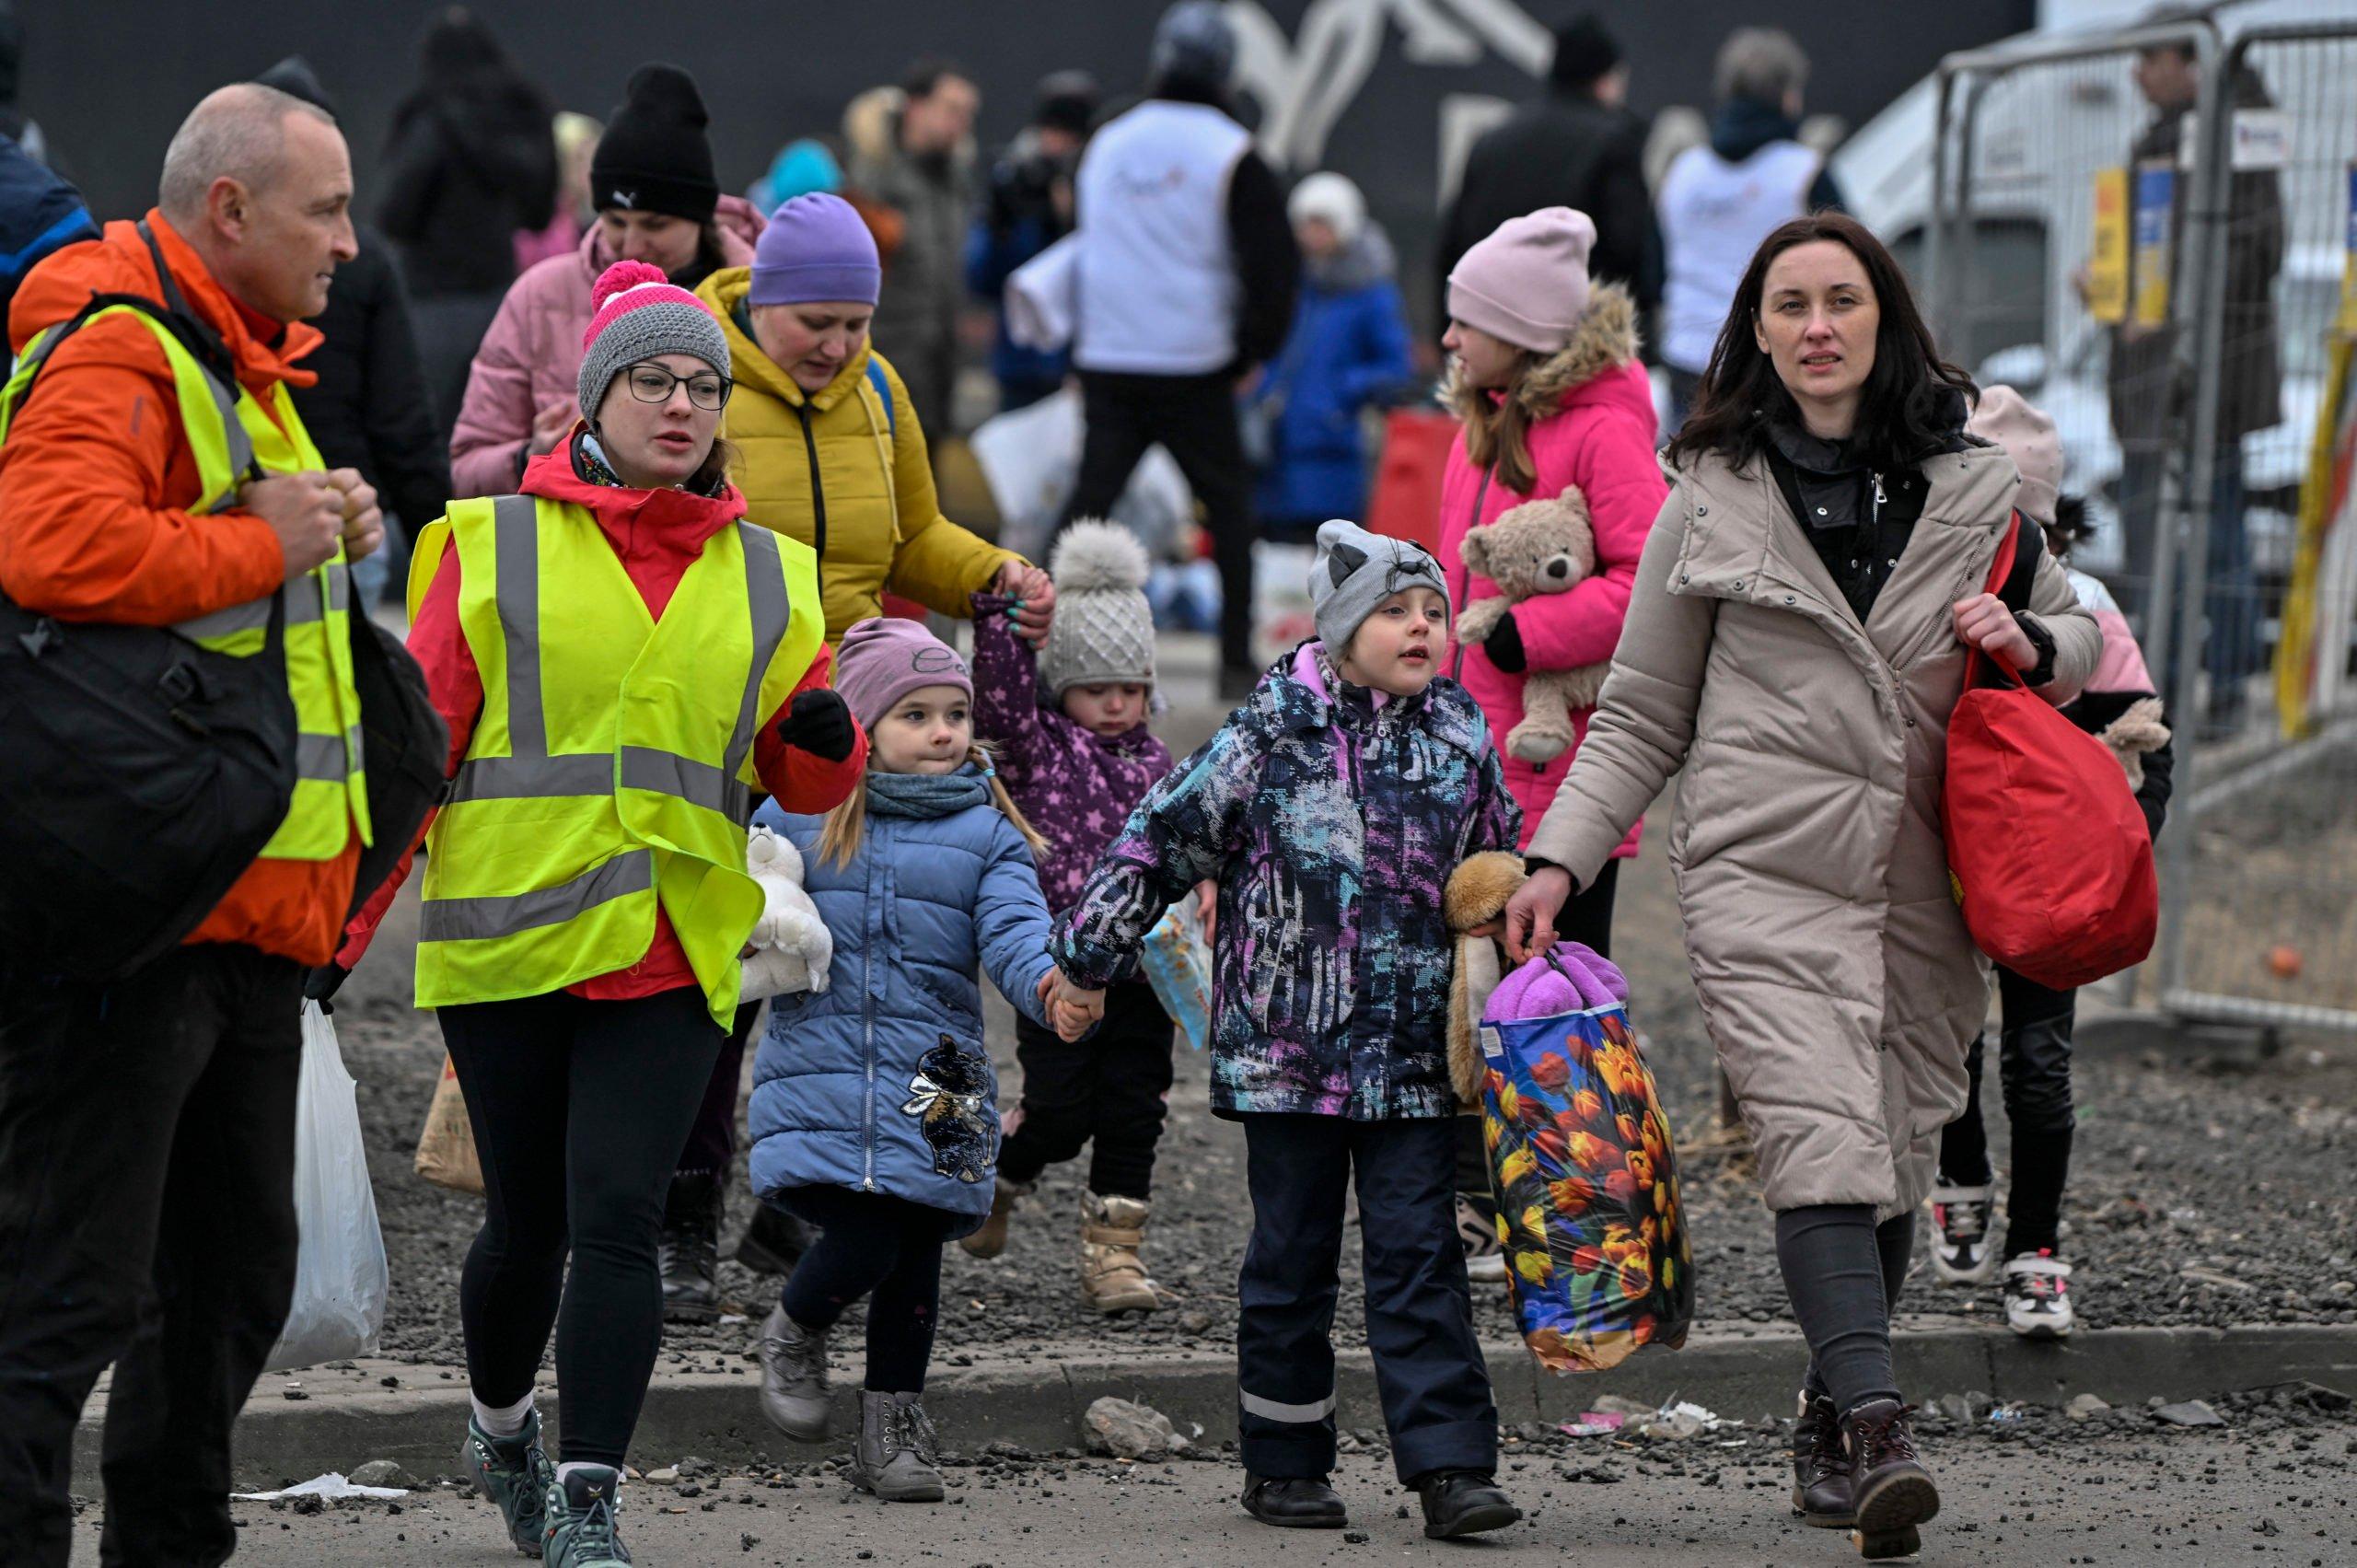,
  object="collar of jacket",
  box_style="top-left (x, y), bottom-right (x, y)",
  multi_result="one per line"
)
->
top-left (519, 434), bottom-right (746, 557)
top-left (865, 763), bottom-right (994, 819)
top-left (1258, 640), bottom-right (1492, 758)
top-left (699, 265), bottom-right (877, 415)
top-left (1441, 282), bottom-right (1640, 426)
top-left (1306, 224), bottom-right (1397, 295)
top-left (1665, 443), bottom-right (2021, 692)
